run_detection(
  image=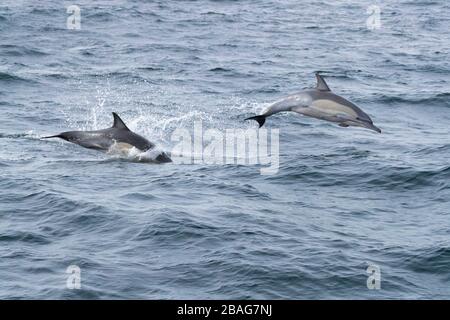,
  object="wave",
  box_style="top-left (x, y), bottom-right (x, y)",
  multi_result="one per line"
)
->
top-left (0, 72), bottom-right (28, 83)
top-left (209, 67), bottom-right (232, 73)
top-left (373, 92), bottom-right (450, 107)
top-left (365, 165), bottom-right (450, 190)
top-left (132, 211), bottom-right (219, 242)
top-left (136, 66), bottom-right (164, 72)
top-left (0, 44), bottom-right (48, 57)
top-left (0, 132), bottom-right (39, 139)
top-left (270, 161), bottom-right (450, 191)
top-left (0, 231), bottom-right (51, 245)
top-left (404, 247), bottom-right (450, 275)
top-left (84, 11), bottom-right (116, 21)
